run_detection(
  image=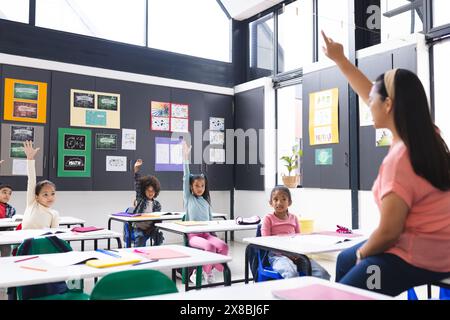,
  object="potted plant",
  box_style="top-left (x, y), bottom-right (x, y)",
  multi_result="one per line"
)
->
top-left (280, 144), bottom-right (303, 188)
